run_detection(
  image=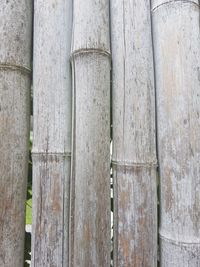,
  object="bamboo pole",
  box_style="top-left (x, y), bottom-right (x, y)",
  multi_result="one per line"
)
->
top-left (31, 0), bottom-right (72, 266)
top-left (0, 1), bottom-right (32, 266)
top-left (70, 0), bottom-right (111, 266)
top-left (110, 0), bottom-right (157, 266)
top-left (152, 0), bottom-right (200, 265)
